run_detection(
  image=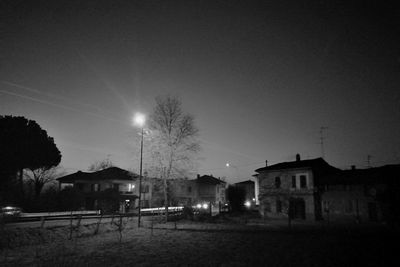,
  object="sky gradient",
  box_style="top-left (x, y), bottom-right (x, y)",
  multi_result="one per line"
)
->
top-left (2, 1), bottom-right (400, 183)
